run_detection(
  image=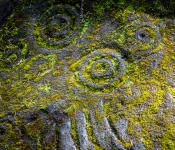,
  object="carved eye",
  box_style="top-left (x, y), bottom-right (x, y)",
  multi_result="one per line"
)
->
top-left (116, 21), bottom-right (165, 60)
top-left (136, 28), bottom-right (150, 42)
top-left (35, 5), bottom-right (82, 50)
top-left (70, 49), bottom-right (126, 92)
